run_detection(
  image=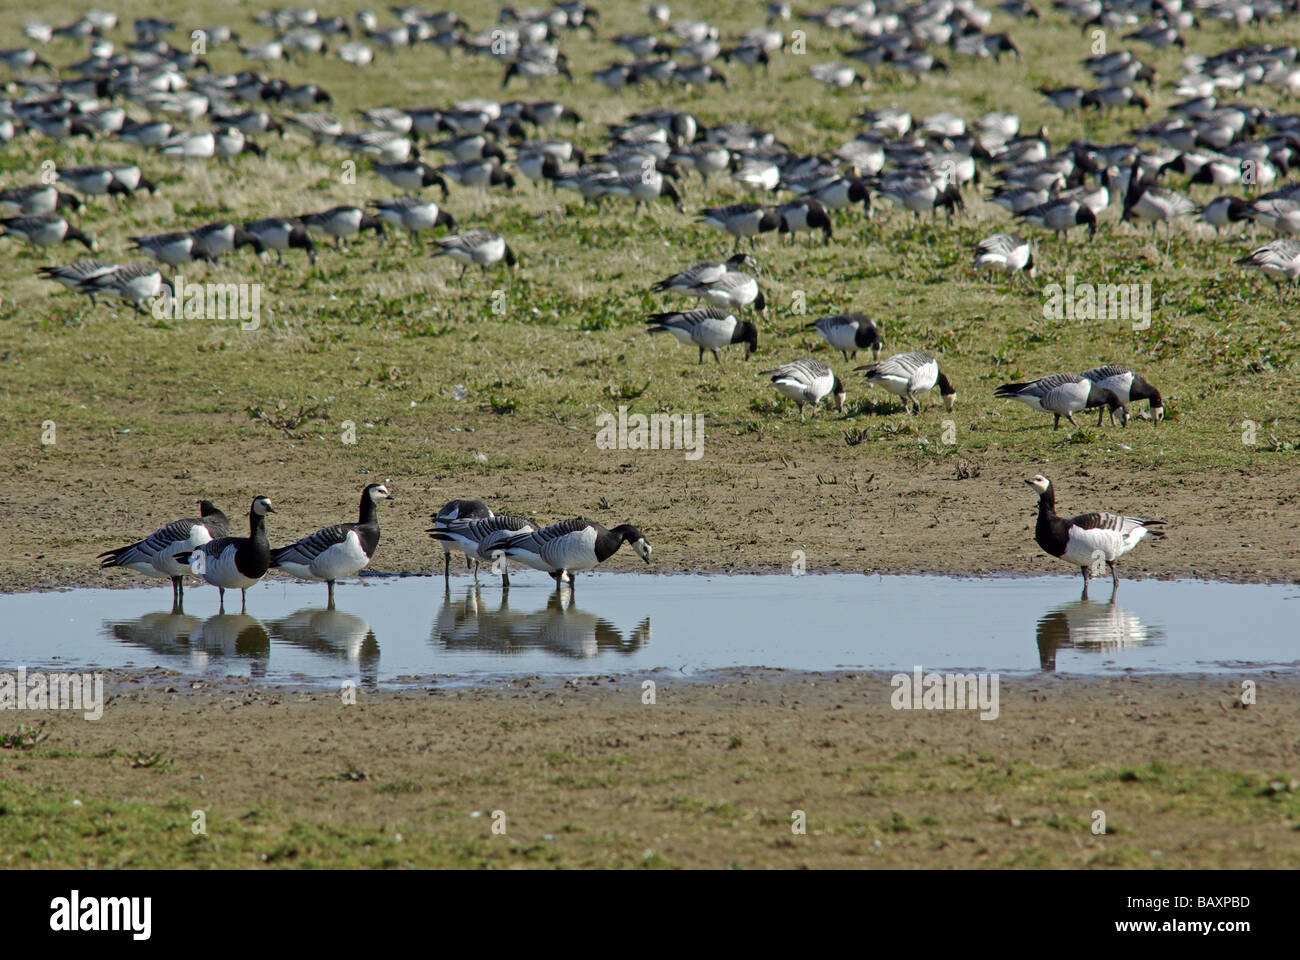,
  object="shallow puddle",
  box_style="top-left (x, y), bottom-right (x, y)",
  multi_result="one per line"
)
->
top-left (0, 573), bottom-right (1296, 686)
